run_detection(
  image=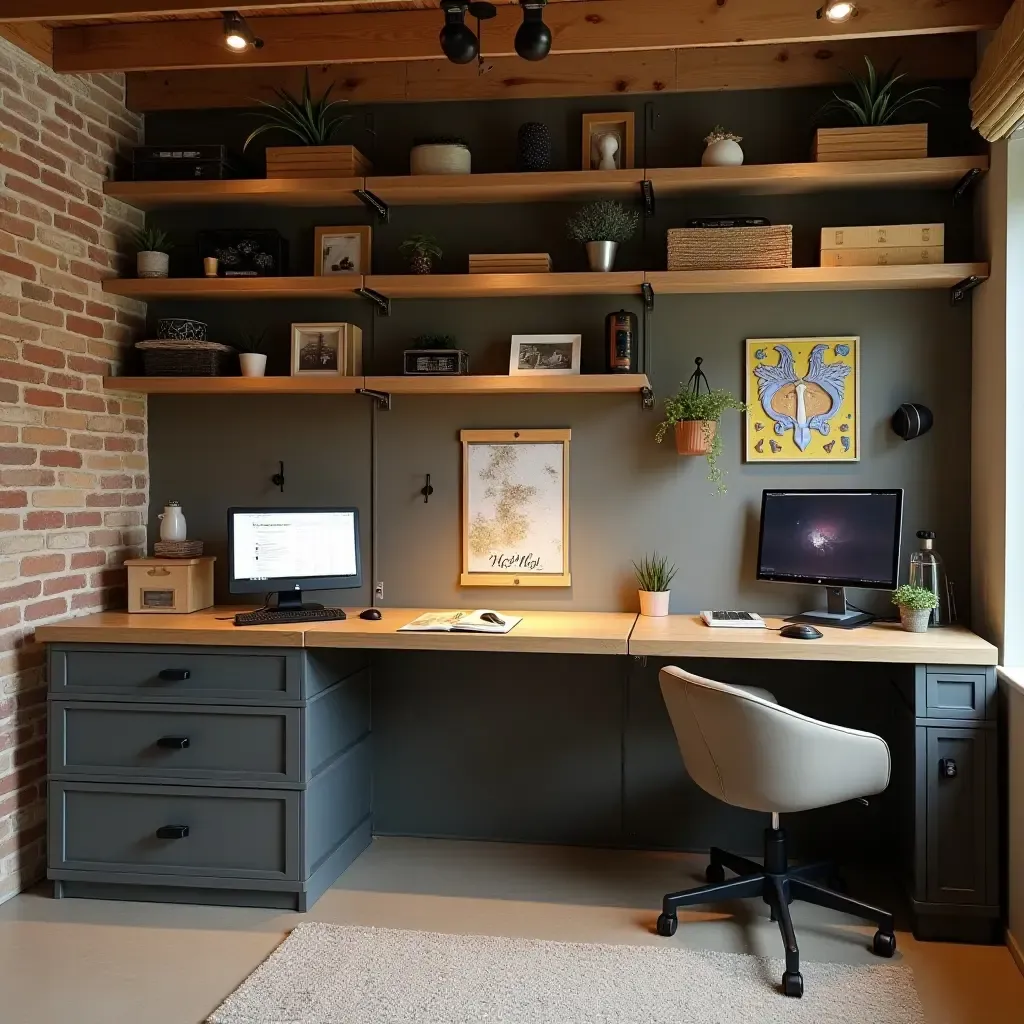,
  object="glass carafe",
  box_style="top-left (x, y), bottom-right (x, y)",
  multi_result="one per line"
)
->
top-left (908, 530), bottom-right (956, 627)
